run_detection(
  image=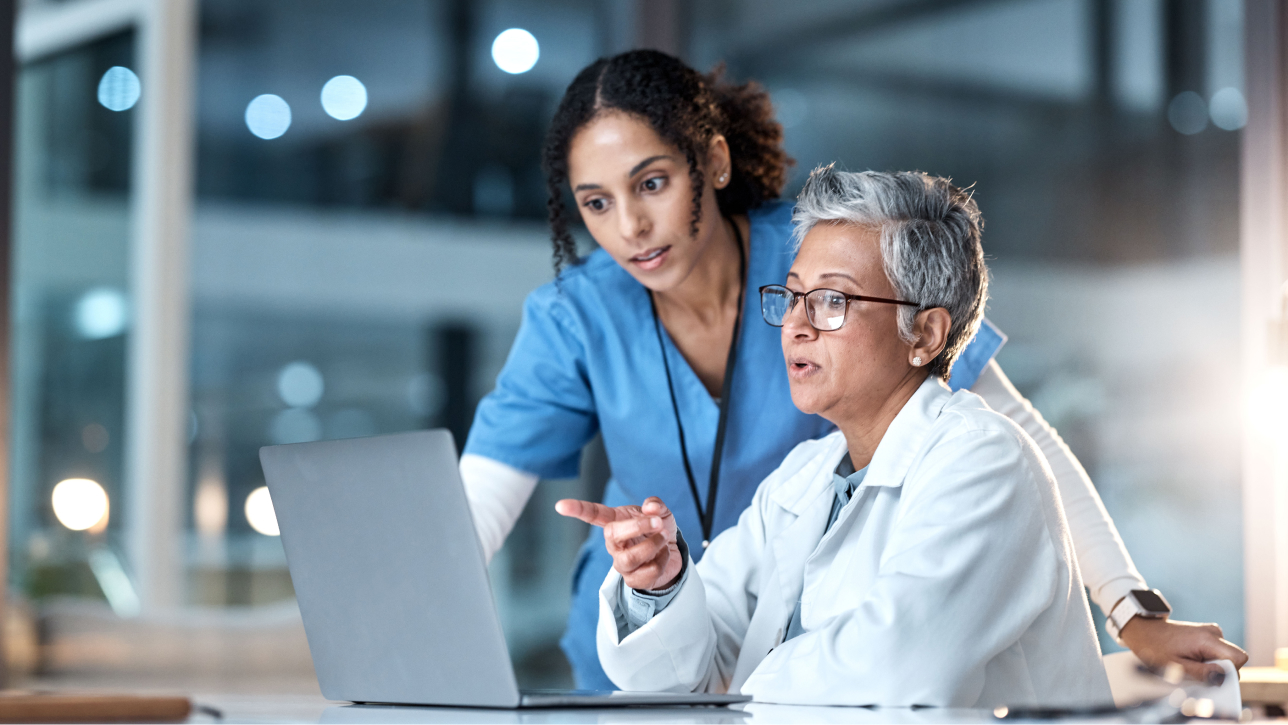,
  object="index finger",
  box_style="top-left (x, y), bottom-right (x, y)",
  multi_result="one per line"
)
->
top-left (555, 499), bottom-right (626, 527)
top-left (1211, 638), bottom-right (1249, 669)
